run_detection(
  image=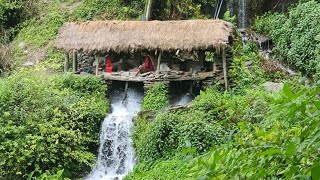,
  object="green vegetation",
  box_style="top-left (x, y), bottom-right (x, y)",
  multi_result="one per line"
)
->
top-left (0, 70), bottom-right (108, 179)
top-left (254, 0), bottom-right (320, 80)
top-left (72, 0), bottom-right (144, 21)
top-left (126, 3), bottom-right (320, 177)
top-left (127, 77), bottom-right (320, 180)
top-left (1, 0), bottom-right (320, 179)
top-left (142, 82), bottom-right (169, 112)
